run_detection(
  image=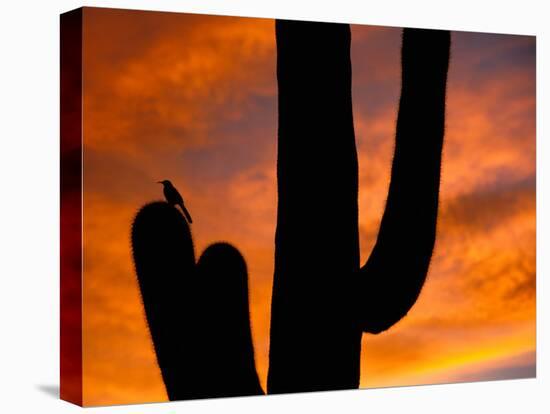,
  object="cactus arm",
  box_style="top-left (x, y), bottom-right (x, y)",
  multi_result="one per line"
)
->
top-left (131, 202), bottom-right (197, 400)
top-left (131, 203), bottom-right (264, 399)
top-left (359, 29), bottom-right (451, 334)
top-left (196, 243), bottom-right (264, 397)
